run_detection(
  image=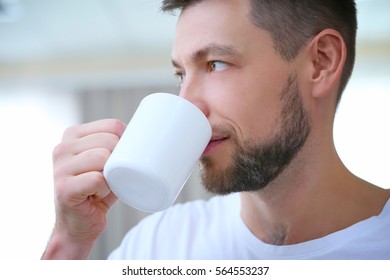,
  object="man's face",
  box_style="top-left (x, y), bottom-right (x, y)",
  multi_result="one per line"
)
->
top-left (171, 0), bottom-right (311, 194)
